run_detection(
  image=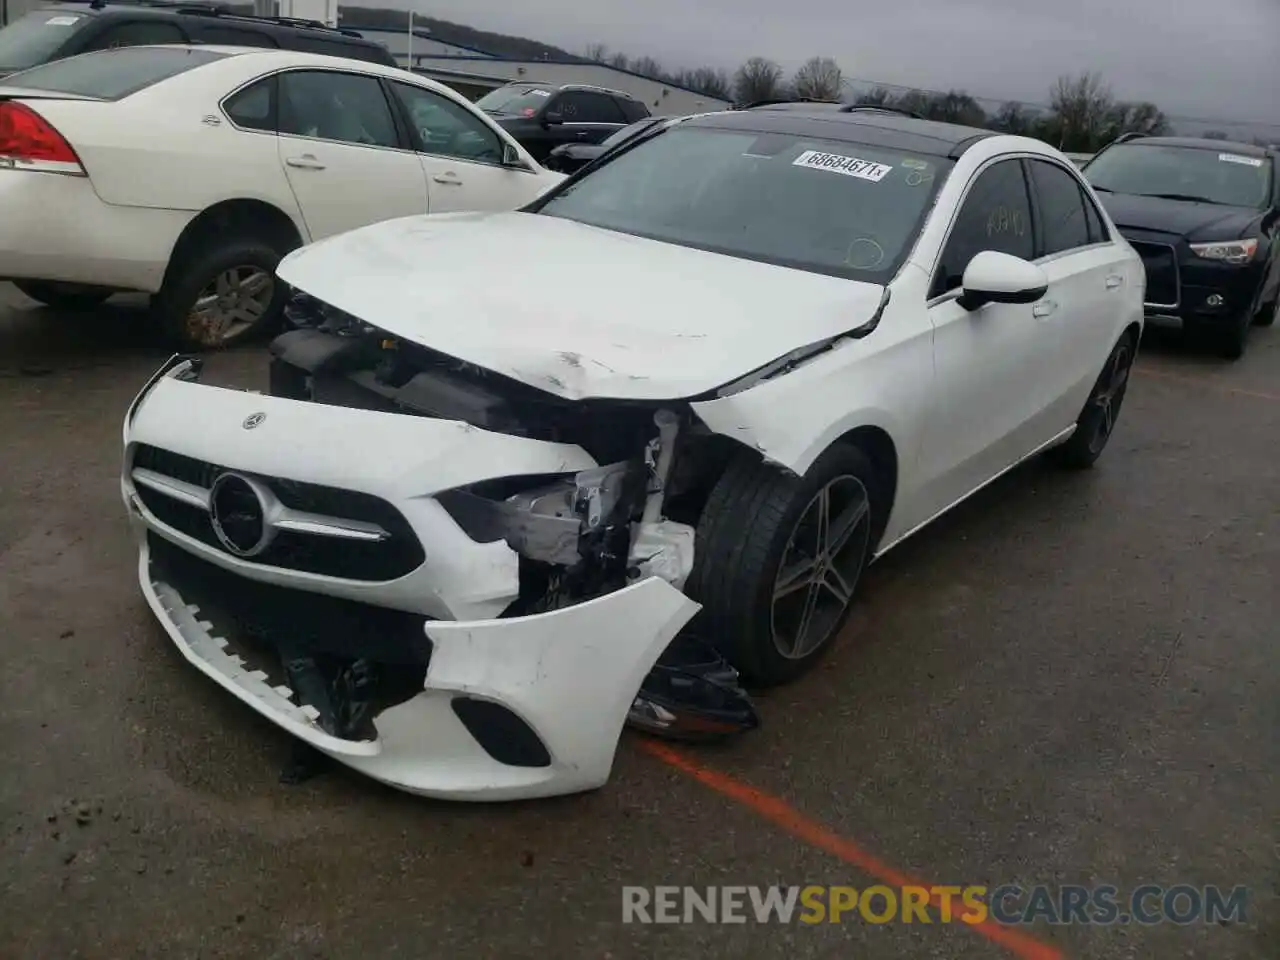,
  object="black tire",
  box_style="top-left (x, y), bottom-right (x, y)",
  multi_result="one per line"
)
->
top-left (684, 443), bottom-right (881, 687)
top-left (1217, 309), bottom-right (1251, 360)
top-left (13, 280), bottom-right (113, 311)
top-left (1254, 296), bottom-right (1277, 327)
top-left (1048, 331), bottom-right (1136, 470)
top-left (151, 236), bottom-right (289, 351)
